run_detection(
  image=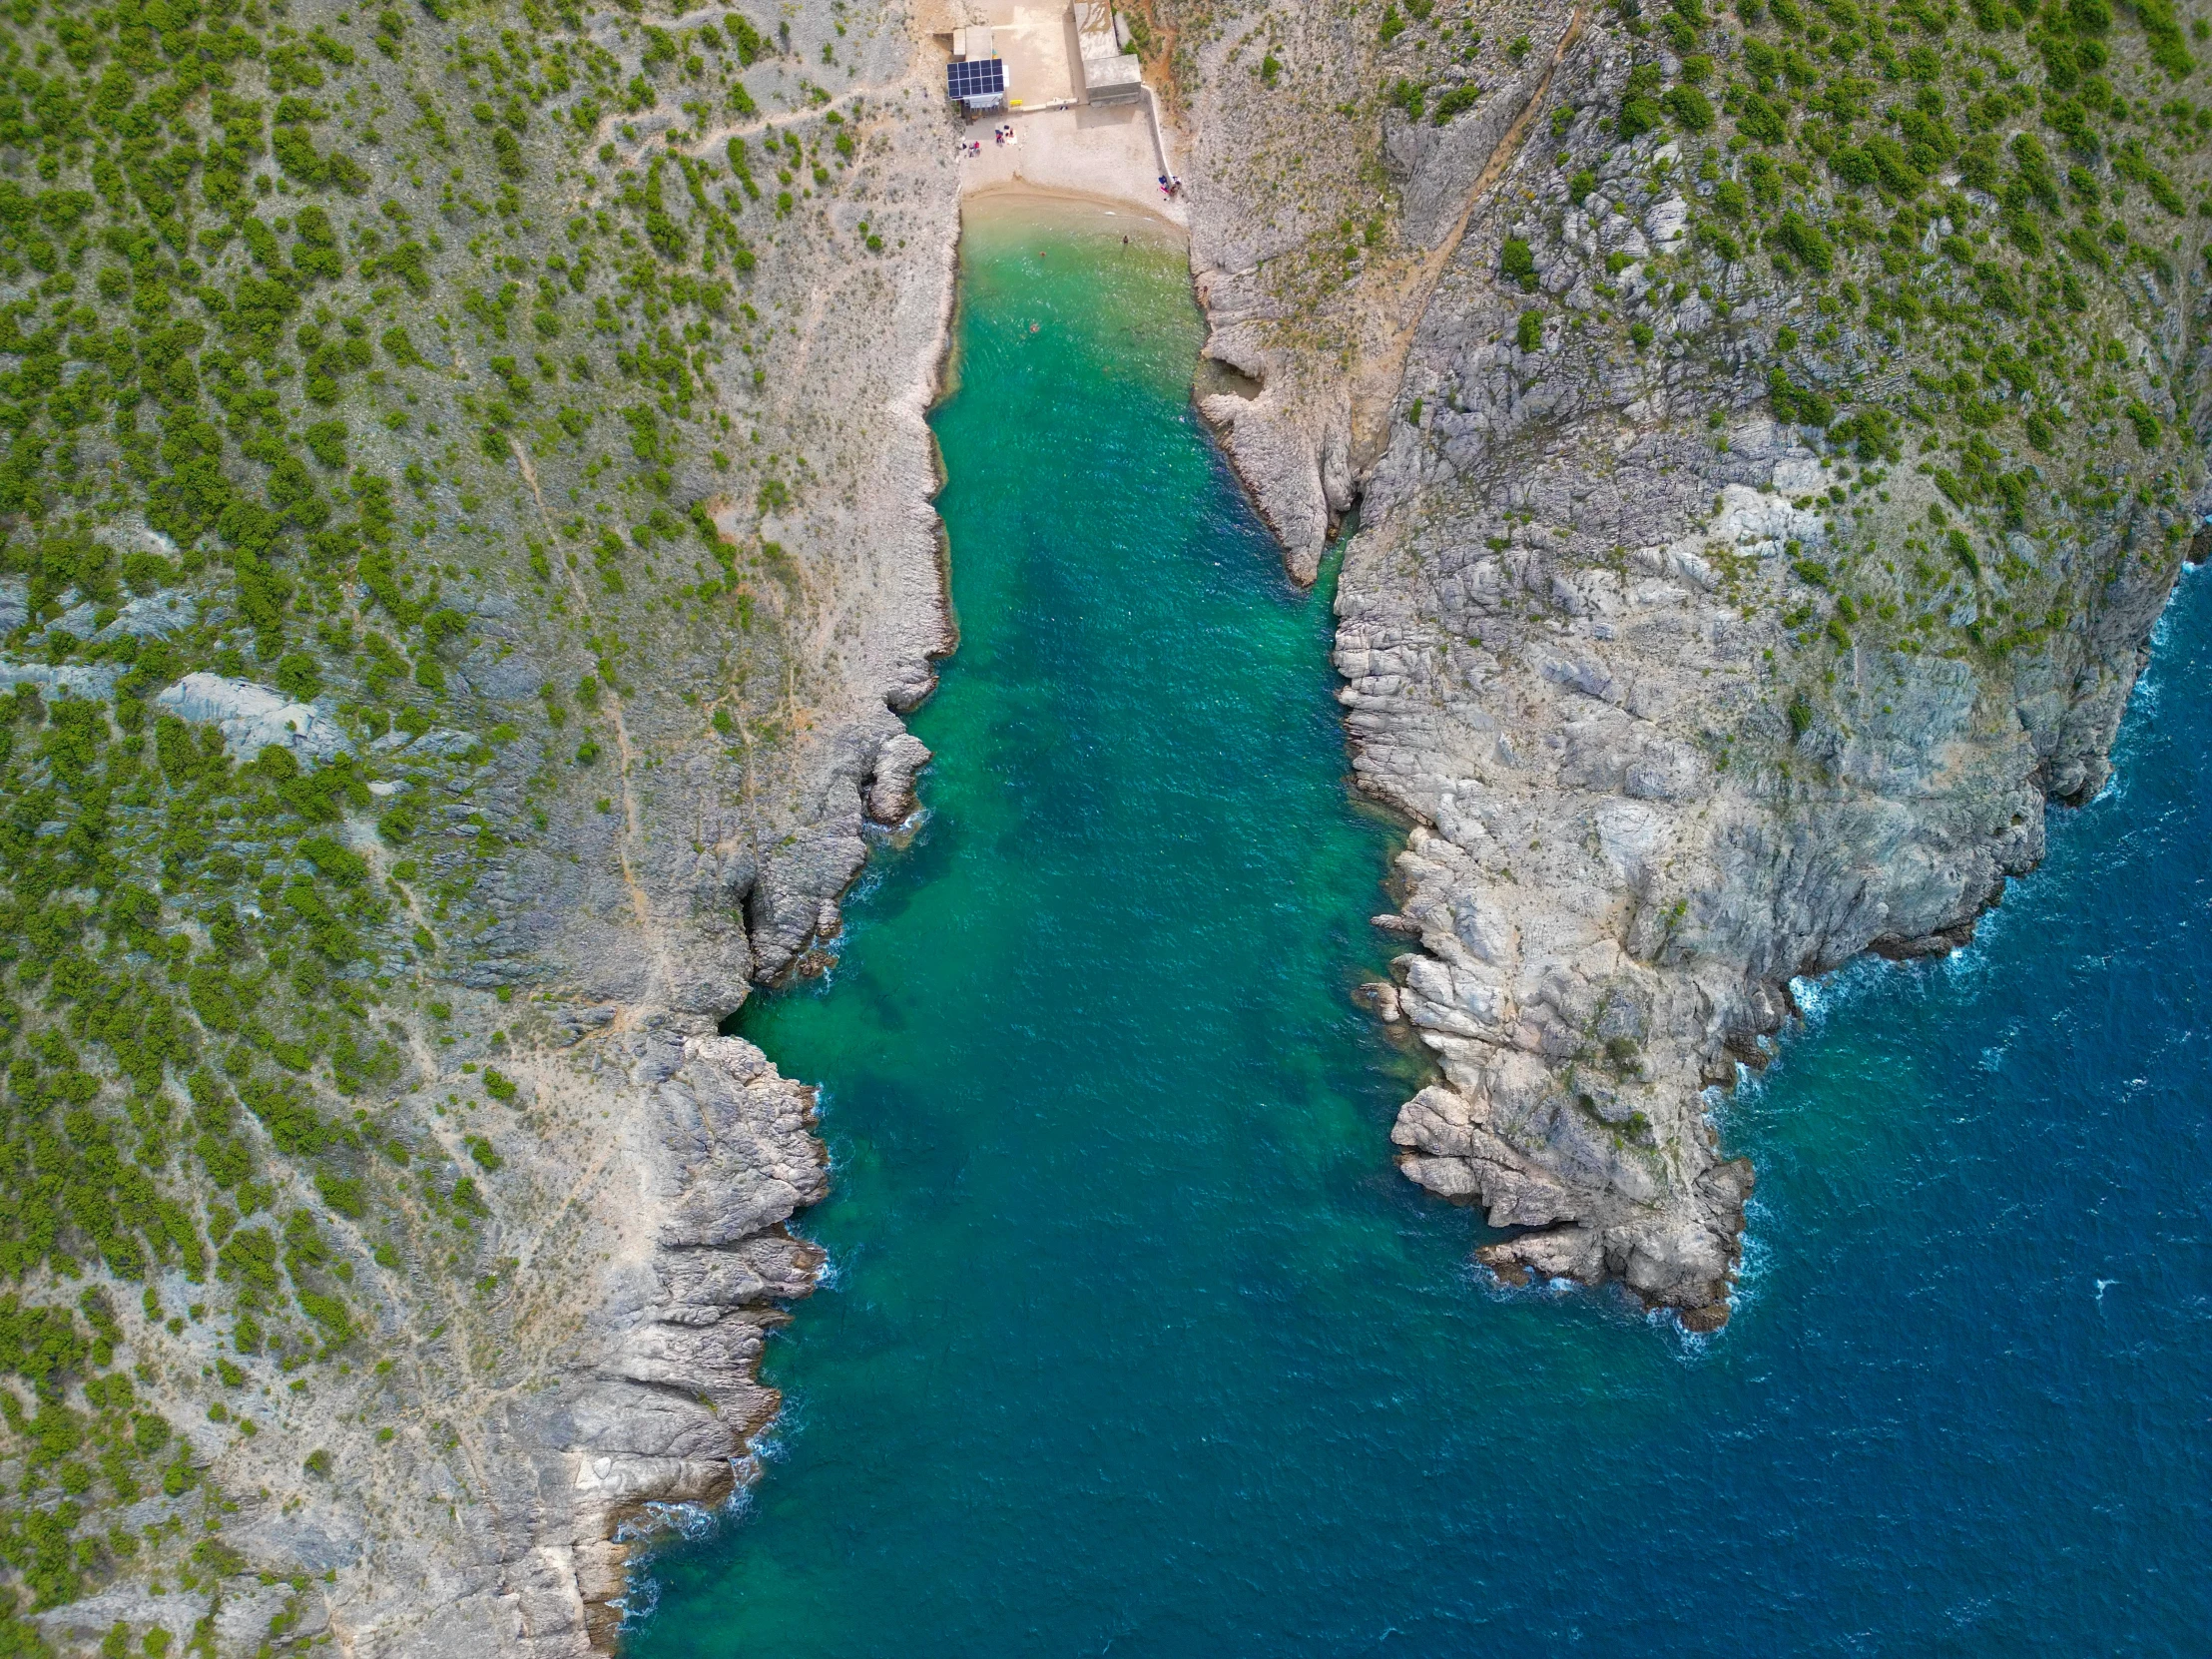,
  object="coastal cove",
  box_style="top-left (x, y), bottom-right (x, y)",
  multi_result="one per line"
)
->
top-left (635, 200), bottom-right (2212, 1655)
